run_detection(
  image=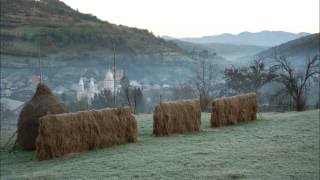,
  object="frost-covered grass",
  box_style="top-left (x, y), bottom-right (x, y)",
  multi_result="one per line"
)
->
top-left (1, 110), bottom-right (319, 179)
